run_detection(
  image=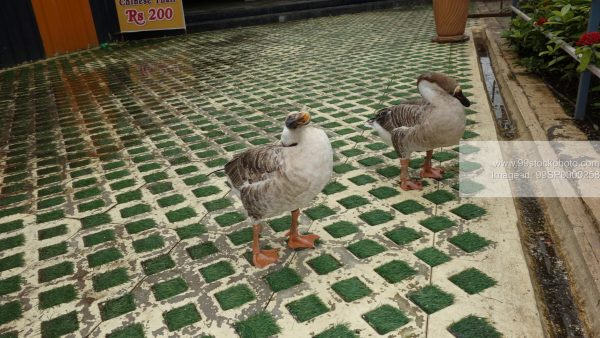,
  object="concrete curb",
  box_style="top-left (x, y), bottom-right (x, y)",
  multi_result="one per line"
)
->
top-left (478, 26), bottom-right (600, 337)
